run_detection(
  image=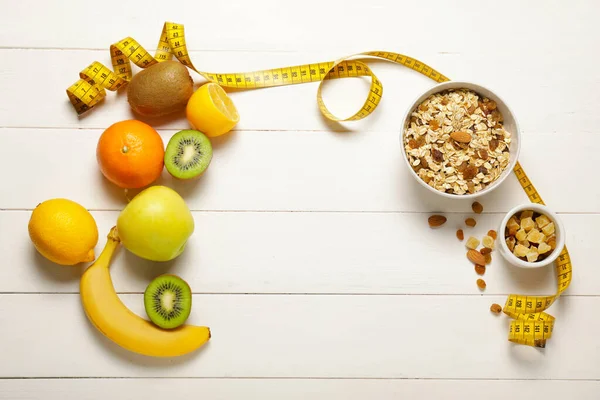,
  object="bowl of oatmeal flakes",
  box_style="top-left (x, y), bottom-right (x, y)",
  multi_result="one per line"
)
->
top-left (400, 81), bottom-right (521, 198)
